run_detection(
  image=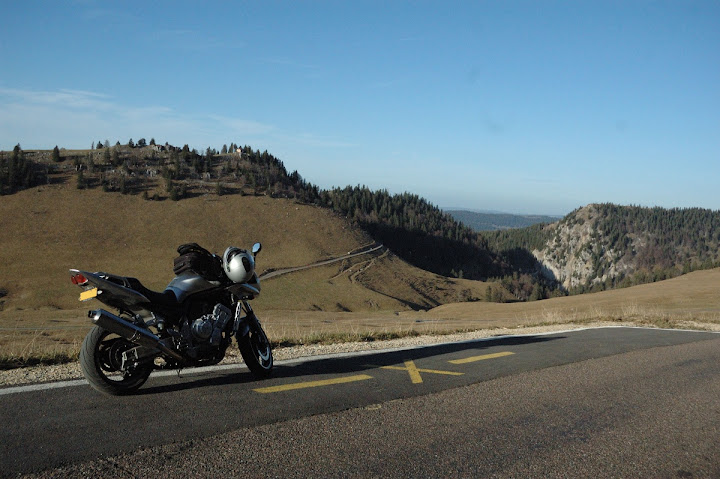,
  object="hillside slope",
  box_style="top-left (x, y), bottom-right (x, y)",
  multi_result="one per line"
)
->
top-left (421, 267), bottom-right (720, 330)
top-left (0, 181), bottom-right (494, 360)
top-left (0, 182), bottom-right (487, 315)
top-left (5, 146), bottom-right (505, 282)
top-left (0, 183), bottom-right (358, 309)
